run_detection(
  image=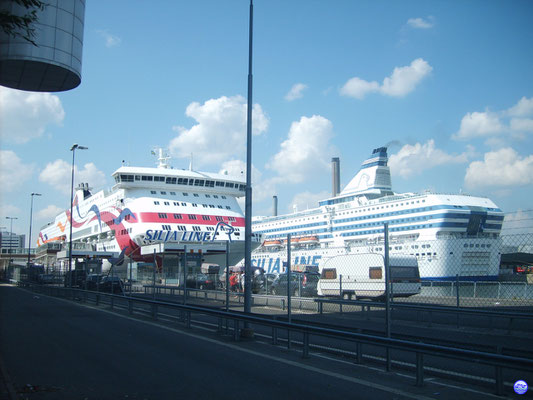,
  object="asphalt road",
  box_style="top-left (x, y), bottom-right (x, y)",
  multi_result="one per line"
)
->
top-left (0, 284), bottom-right (529, 399)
